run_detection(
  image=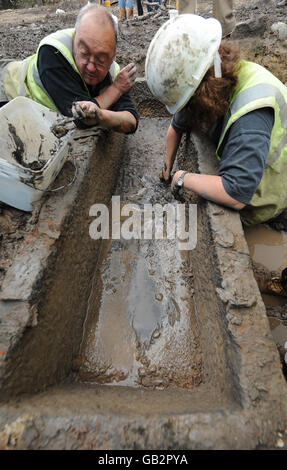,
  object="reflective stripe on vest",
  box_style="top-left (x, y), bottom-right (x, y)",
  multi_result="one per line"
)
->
top-left (20, 58), bottom-right (29, 97)
top-left (4, 28), bottom-right (120, 112)
top-left (219, 83), bottom-right (287, 168)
